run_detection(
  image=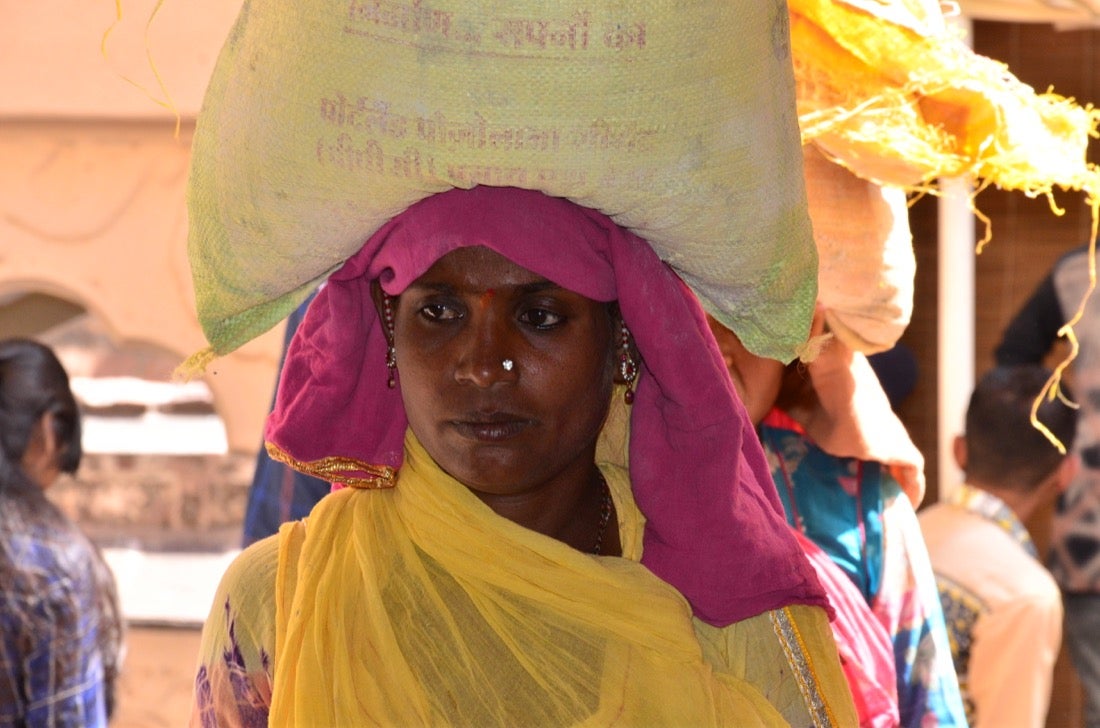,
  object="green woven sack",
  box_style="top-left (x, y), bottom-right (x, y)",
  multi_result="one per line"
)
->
top-left (188, 0), bottom-right (816, 362)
